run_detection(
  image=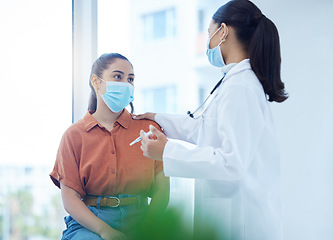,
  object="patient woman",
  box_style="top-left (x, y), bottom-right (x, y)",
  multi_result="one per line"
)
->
top-left (50, 53), bottom-right (169, 240)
